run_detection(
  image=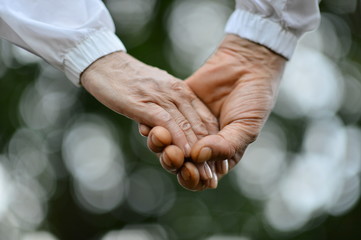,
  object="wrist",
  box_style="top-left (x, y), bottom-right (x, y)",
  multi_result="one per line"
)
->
top-left (80, 51), bottom-right (130, 87)
top-left (217, 34), bottom-right (286, 74)
top-left (221, 34), bottom-right (286, 61)
top-left (64, 30), bottom-right (126, 86)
